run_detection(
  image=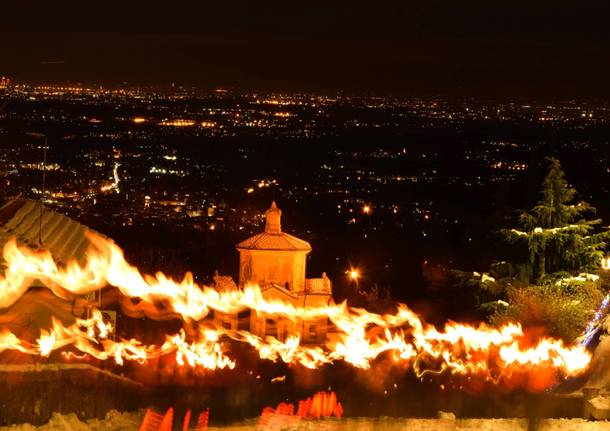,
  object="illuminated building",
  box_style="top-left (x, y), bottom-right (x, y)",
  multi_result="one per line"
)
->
top-left (0, 76), bottom-right (10, 90)
top-left (236, 202), bottom-right (311, 291)
top-left (215, 202), bottom-right (332, 343)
